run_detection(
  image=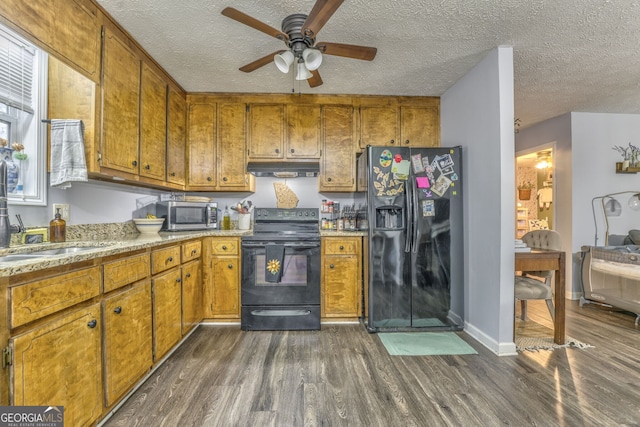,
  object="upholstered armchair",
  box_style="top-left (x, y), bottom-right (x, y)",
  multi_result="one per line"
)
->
top-left (515, 229), bottom-right (562, 320)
